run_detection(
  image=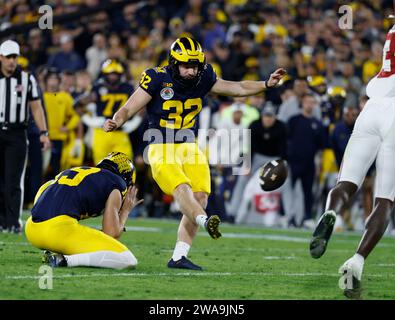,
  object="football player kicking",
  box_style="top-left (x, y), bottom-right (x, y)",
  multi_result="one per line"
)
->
top-left (310, 25), bottom-right (395, 298)
top-left (103, 37), bottom-right (286, 270)
top-left (25, 152), bottom-right (143, 269)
